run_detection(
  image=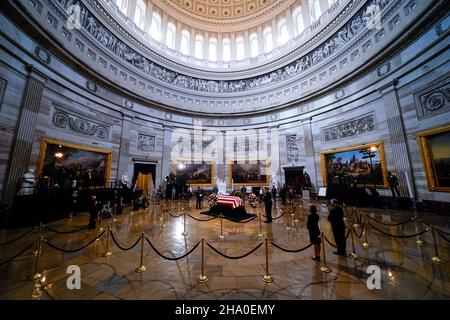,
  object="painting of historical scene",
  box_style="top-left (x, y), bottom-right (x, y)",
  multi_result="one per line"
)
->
top-left (230, 160), bottom-right (269, 185)
top-left (419, 125), bottom-right (450, 192)
top-left (175, 161), bottom-right (214, 186)
top-left (38, 139), bottom-right (111, 188)
top-left (321, 143), bottom-right (387, 187)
